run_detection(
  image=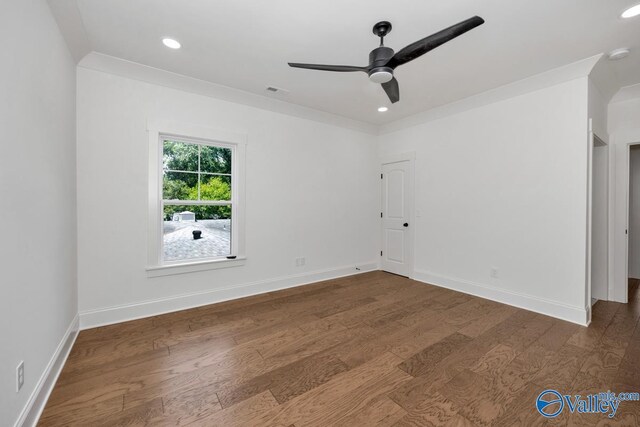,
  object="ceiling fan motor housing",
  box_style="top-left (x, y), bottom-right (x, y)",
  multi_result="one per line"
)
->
top-left (368, 46), bottom-right (395, 83)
